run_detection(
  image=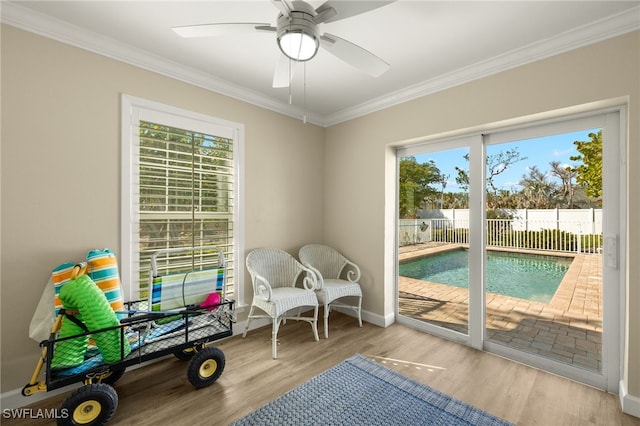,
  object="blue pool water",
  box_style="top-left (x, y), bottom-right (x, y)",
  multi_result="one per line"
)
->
top-left (399, 249), bottom-right (572, 303)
